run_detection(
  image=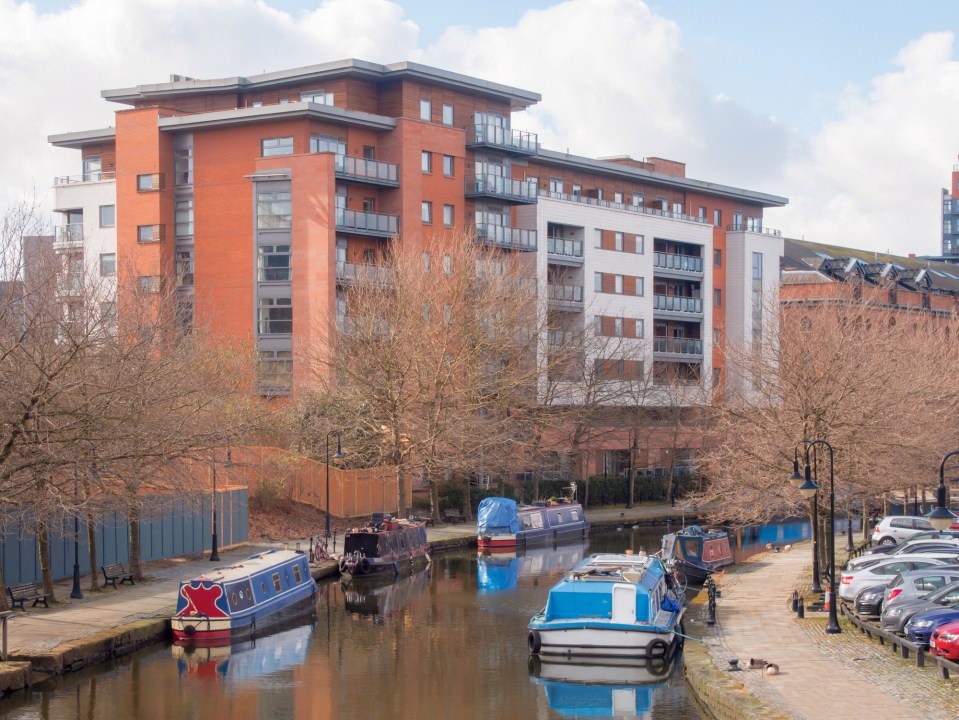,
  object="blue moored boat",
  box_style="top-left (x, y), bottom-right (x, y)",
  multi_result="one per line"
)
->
top-left (477, 497), bottom-right (589, 552)
top-left (528, 553), bottom-right (685, 660)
